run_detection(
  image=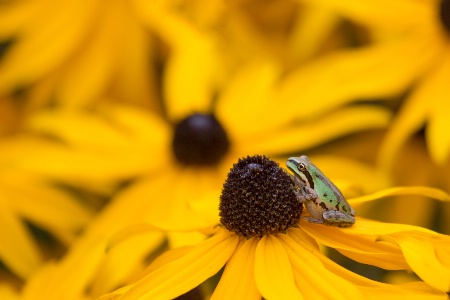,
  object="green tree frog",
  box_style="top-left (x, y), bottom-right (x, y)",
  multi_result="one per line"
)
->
top-left (286, 156), bottom-right (355, 228)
